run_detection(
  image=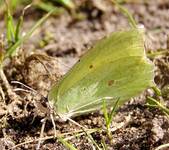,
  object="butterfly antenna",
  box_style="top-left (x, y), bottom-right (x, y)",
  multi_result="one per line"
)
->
top-left (50, 113), bottom-right (57, 137)
top-left (11, 80), bottom-right (47, 100)
top-left (57, 58), bottom-right (76, 73)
